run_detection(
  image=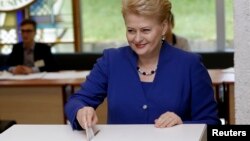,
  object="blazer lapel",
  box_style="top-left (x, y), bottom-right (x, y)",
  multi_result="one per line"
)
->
top-left (123, 47), bottom-right (146, 97)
